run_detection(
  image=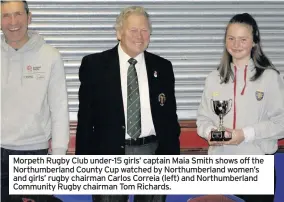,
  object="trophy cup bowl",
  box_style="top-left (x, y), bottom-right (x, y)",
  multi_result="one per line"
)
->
top-left (210, 99), bottom-right (232, 141)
